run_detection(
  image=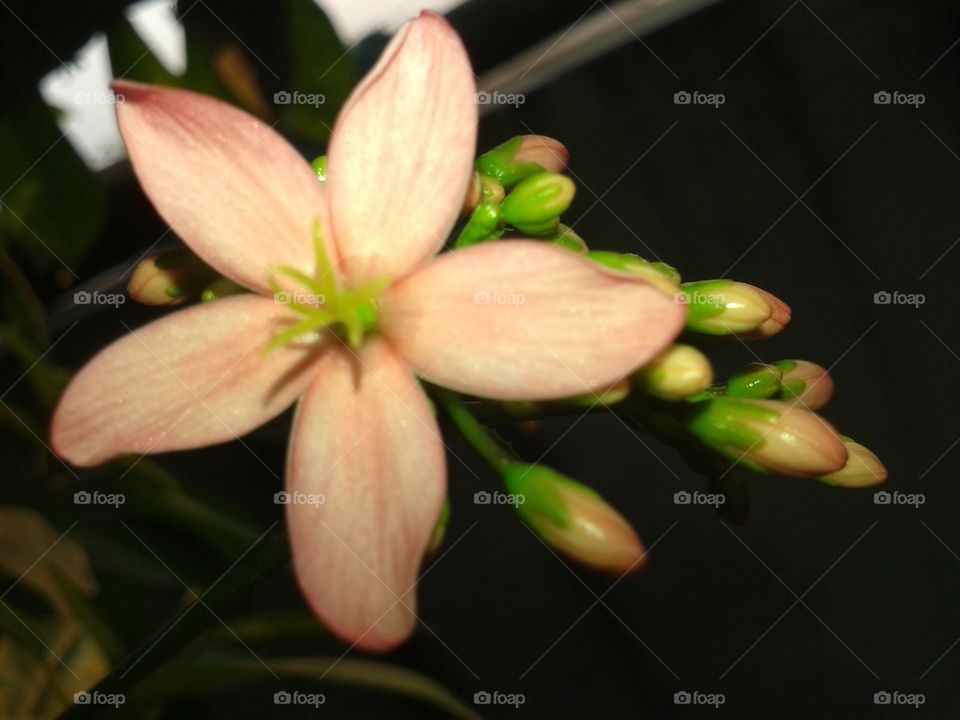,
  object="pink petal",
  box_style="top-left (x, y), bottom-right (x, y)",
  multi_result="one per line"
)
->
top-left (287, 339), bottom-right (444, 651)
top-left (51, 295), bottom-right (321, 466)
top-left (115, 81), bottom-right (334, 293)
top-left (380, 241), bottom-right (687, 400)
top-left (326, 12), bottom-right (477, 285)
